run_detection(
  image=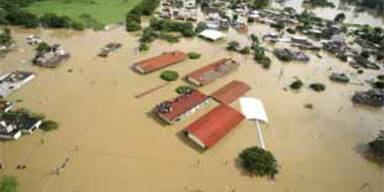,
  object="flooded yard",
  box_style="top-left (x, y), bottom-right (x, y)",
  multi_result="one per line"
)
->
top-left (0, 21), bottom-right (383, 192)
